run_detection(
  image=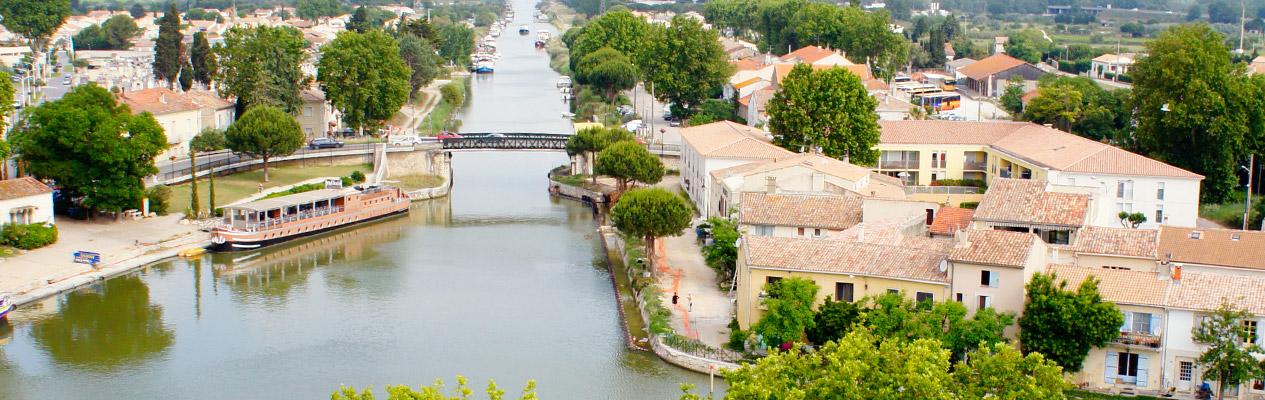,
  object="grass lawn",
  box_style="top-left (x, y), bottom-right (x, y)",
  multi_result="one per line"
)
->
top-left (391, 173), bottom-right (446, 190)
top-left (1067, 389), bottom-right (1162, 400)
top-left (169, 163), bottom-right (372, 214)
top-left (1199, 190), bottom-right (1261, 229)
top-left (608, 244), bottom-right (650, 346)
